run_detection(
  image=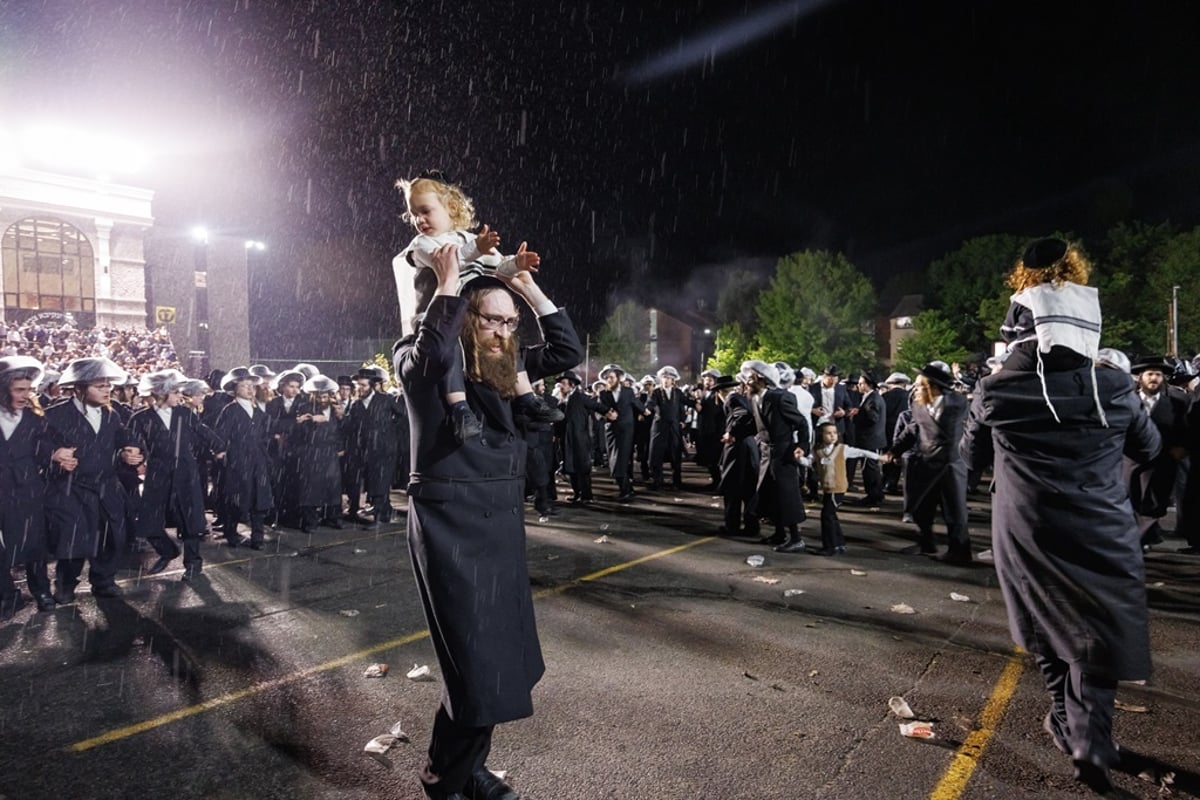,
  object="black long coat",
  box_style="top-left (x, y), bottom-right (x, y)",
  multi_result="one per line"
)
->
top-left (213, 400), bottom-right (274, 515)
top-left (694, 390), bottom-right (726, 468)
top-left (560, 389), bottom-right (603, 476)
top-left (0, 409), bottom-right (50, 565)
top-left (293, 407), bottom-right (347, 508)
top-left (396, 294), bottom-right (583, 727)
top-left (600, 386), bottom-right (644, 479)
top-left (718, 393), bottom-right (760, 502)
top-left (891, 392), bottom-right (969, 521)
top-left (757, 388), bottom-right (810, 527)
top-left (647, 386), bottom-right (687, 471)
top-left (854, 390), bottom-right (887, 451)
top-left (348, 391), bottom-right (402, 498)
top-left (43, 401), bottom-right (139, 560)
top-left (128, 405), bottom-right (224, 538)
top-left (963, 366), bottom-right (1161, 678)
top-left (1126, 386), bottom-right (1189, 518)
